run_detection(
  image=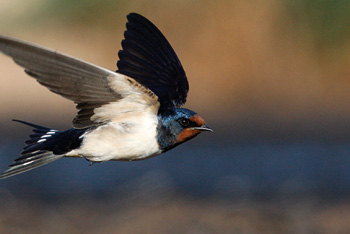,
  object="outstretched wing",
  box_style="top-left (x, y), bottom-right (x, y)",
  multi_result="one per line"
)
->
top-left (0, 35), bottom-right (159, 128)
top-left (117, 13), bottom-right (189, 109)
